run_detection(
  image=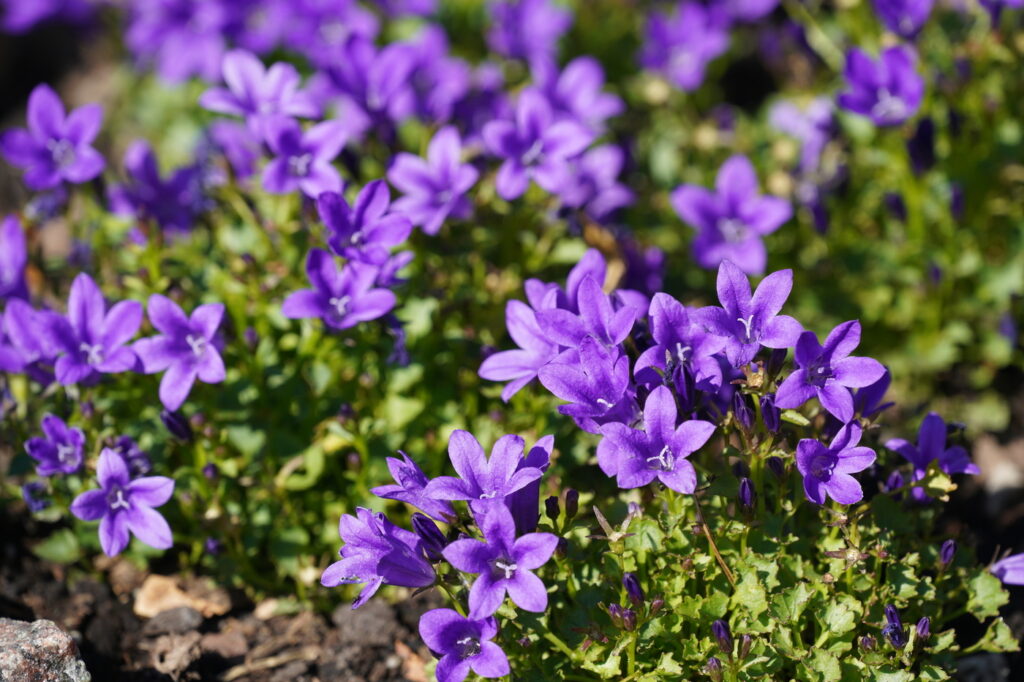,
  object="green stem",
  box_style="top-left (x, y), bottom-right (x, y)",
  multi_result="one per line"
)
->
top-left (626, 634), bottom-right (637, 676)
top-left (543, 631), bottom-right (579, 663)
